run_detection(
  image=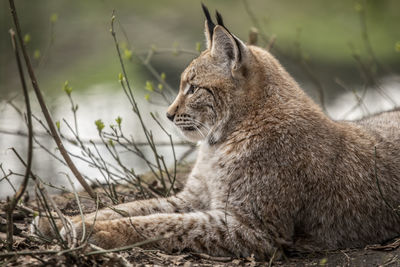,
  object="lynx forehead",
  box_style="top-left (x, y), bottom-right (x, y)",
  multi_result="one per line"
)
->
top-left (34, 4), bottom-right (400, 261)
